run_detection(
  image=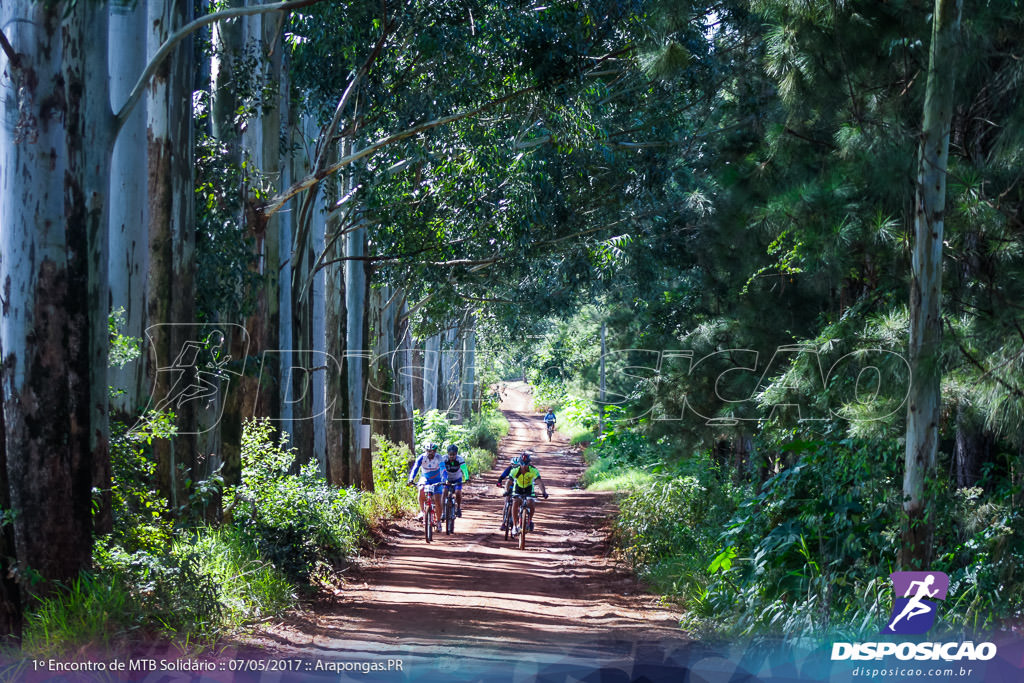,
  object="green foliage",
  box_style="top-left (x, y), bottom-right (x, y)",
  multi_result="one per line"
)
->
top-left (462, 447), bottom-right (496, 480)
top-left (23, 540), bottom-right (224, 656)
top-left (108, 307), bottom-right (141, 370)
top-left (225, 419), bottom-right (366, 583)
top-left (108, 420), bottom-right (174, 554)
top-left (193, 138), bottom-right (267, 322)
top-left (22, 572), bottom-right (136, 657)
top-left (175, 528), bottom-right (295, 629)
top-left (414, 409), bottom-right (470, 454)
top-left (464, 406), bottom-right (510, 453)
top-left (368, 435), bottom-right (418, 519)
top-left (413, 408), bottom-right (505, 474)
